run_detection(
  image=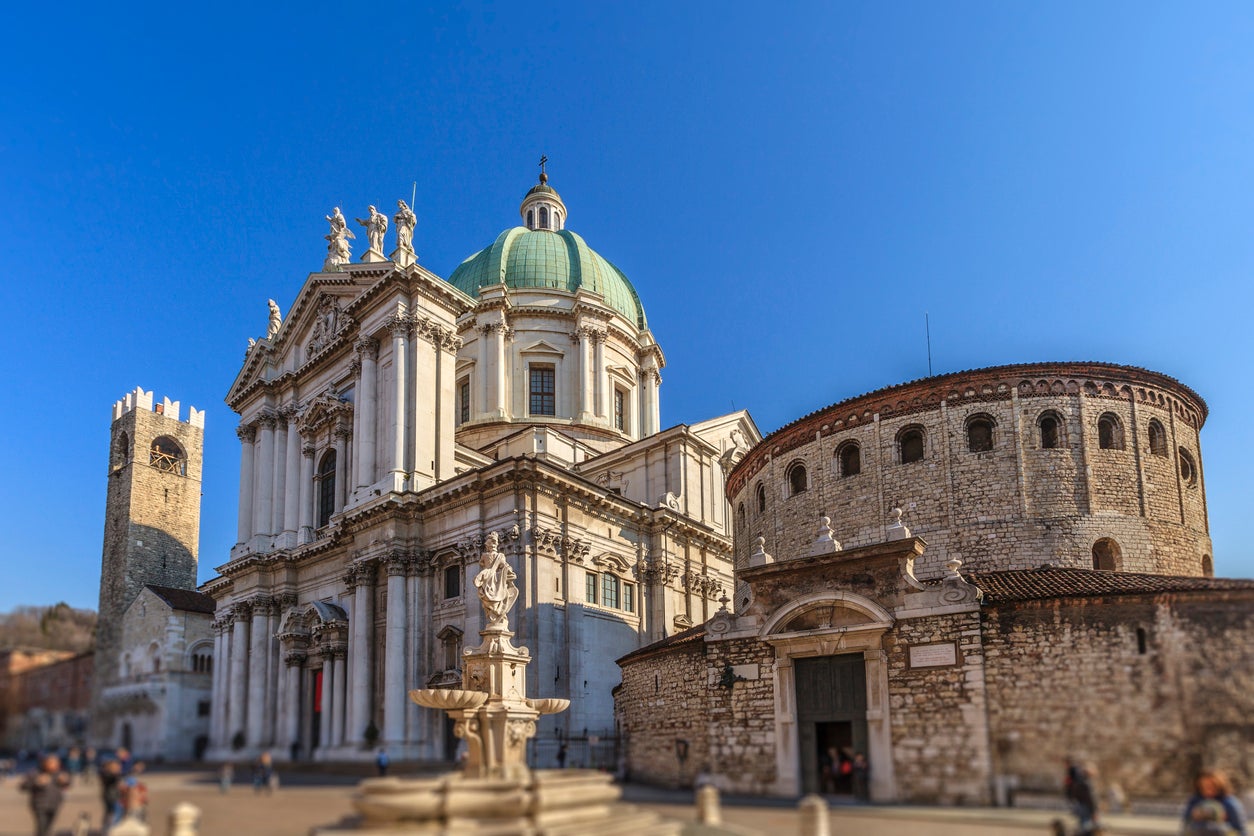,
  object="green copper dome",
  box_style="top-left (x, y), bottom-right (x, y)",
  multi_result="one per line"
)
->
top-left (447, 228), bottom-right (647, 329)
